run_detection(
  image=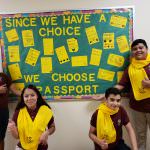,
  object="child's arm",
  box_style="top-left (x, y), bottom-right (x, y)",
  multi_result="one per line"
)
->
top-left (39, 122), bottom-right (55, 145)
top-left (92, 84), bottom-right (124, 100)
top-left (125, 122), bottom-right (138, 150)
top-left (9, 83), bottom-right (21, 96)
top-left (89, 125), bottom-right (108, 150)
top-left (7, 119), bottom-right (19, 139)
top-left (0, 84), bottom-right (7, 93)
top-left (92, 94), bottom-right (105, 101)
top-left (114, 84), bottom-right (124, 90)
